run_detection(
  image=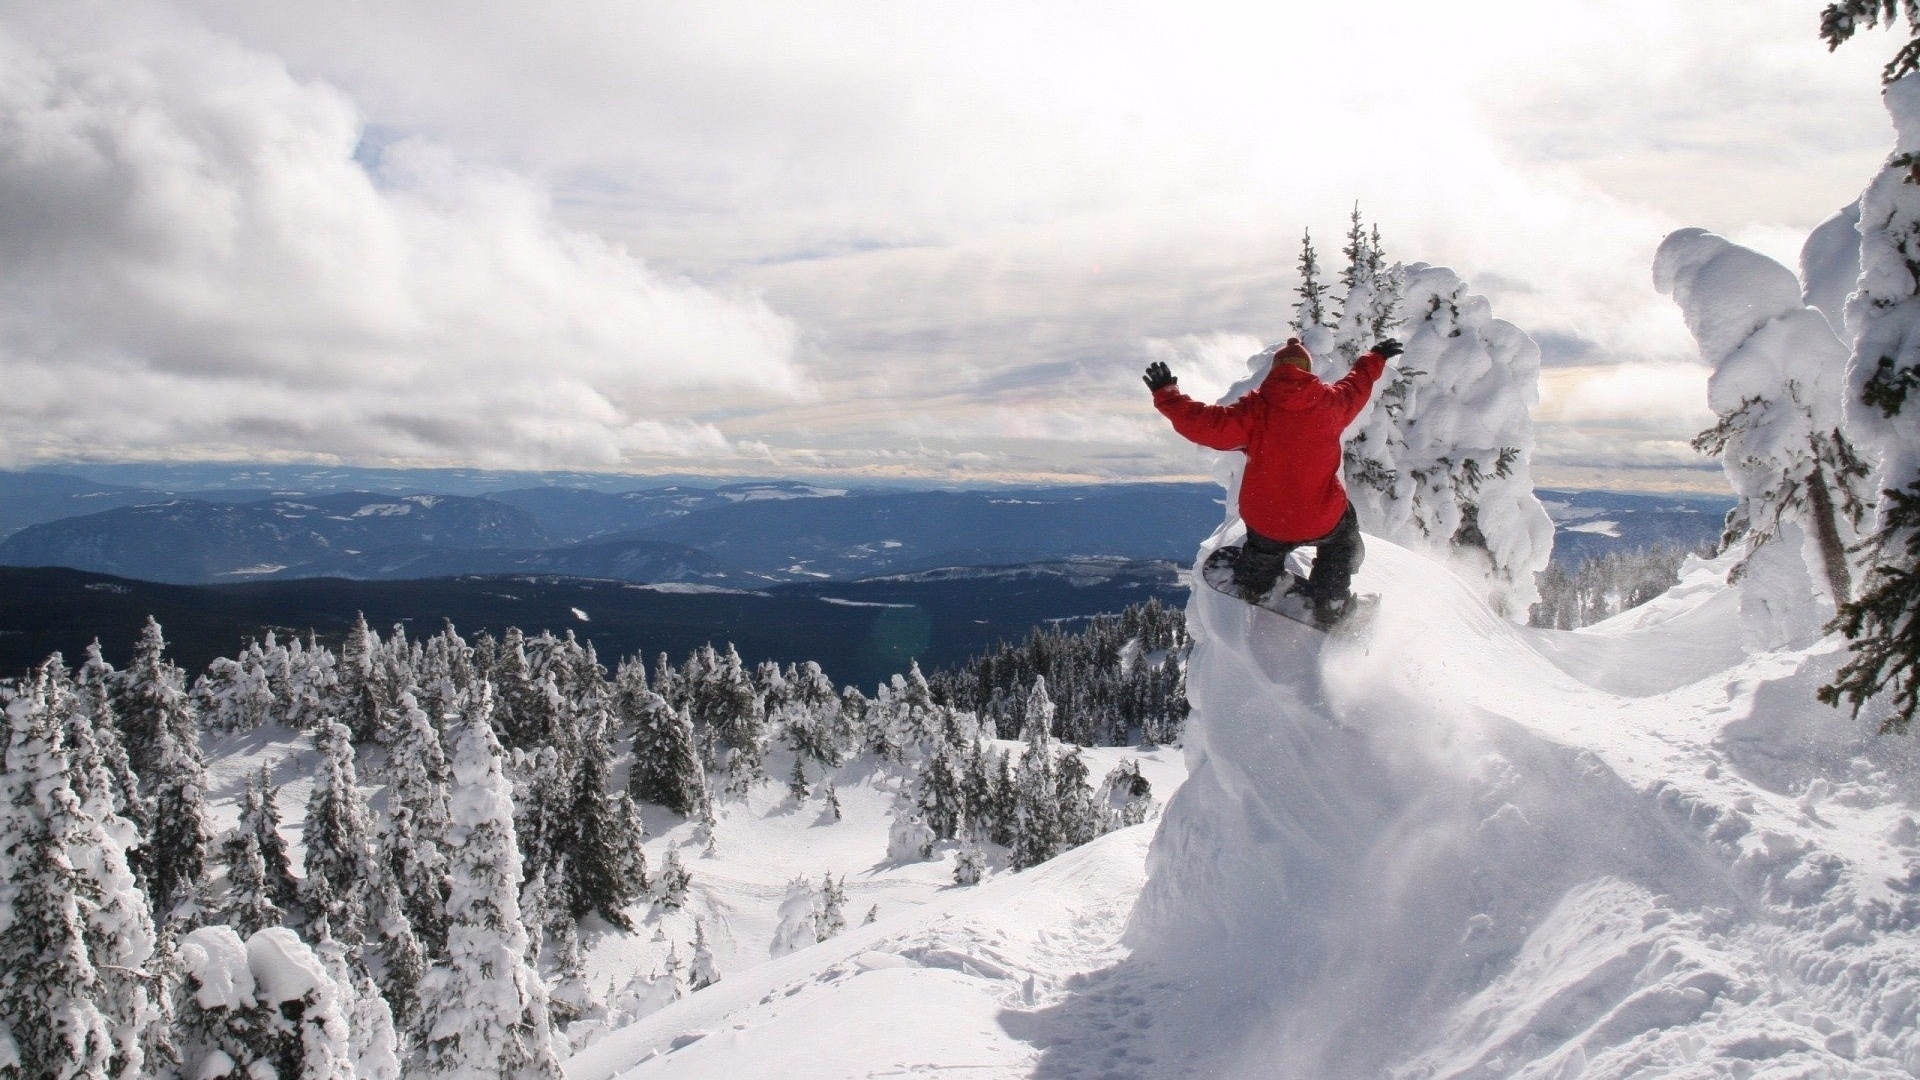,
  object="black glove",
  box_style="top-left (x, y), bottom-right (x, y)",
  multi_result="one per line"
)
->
top-left (1372, 339), bottom-right (1404, 359)
top-left (1143, 361), bottom-right (1176, 391)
